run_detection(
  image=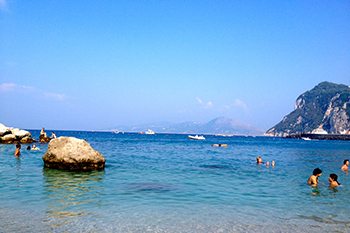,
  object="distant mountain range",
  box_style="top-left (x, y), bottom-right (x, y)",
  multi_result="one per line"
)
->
top-left (264, 81), bottom-right (350, 137)
top-left (110, 117), bottom-right (265, 136)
